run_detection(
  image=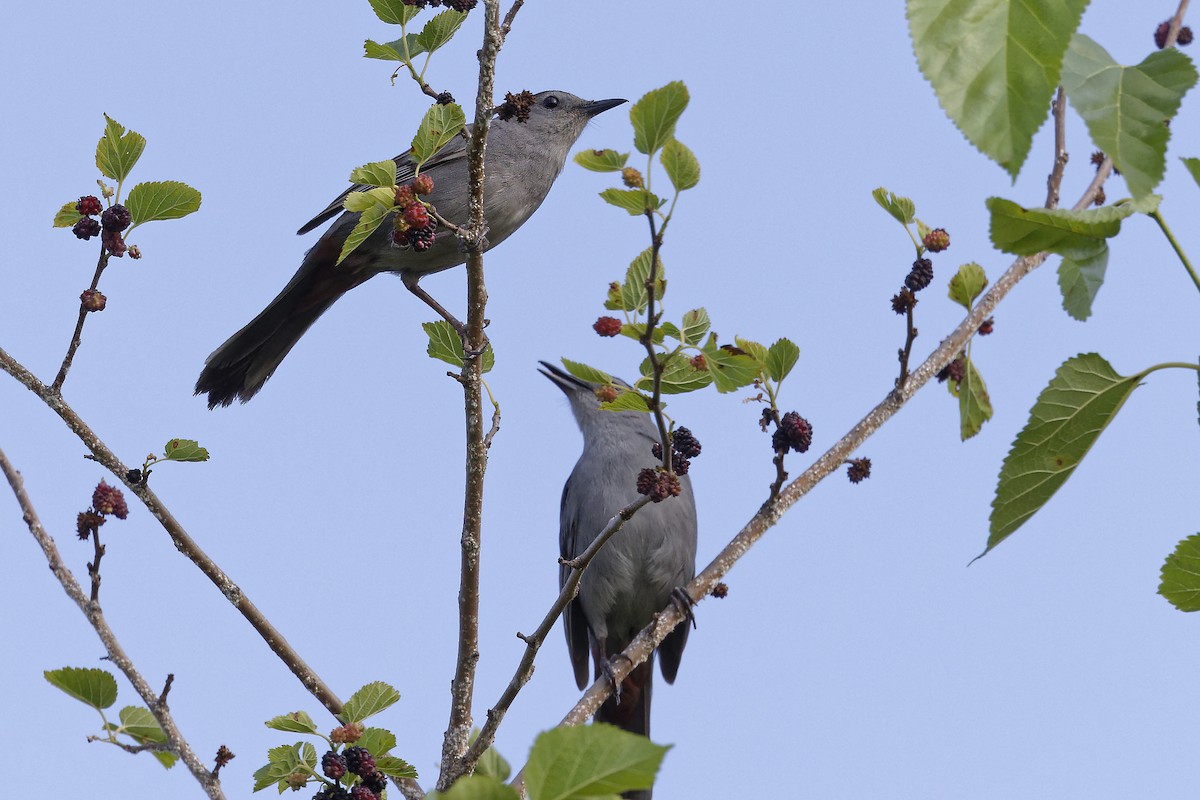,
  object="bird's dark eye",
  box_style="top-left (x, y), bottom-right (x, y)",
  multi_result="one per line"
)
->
top-left (542, 95), bottom-right (559, 109)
